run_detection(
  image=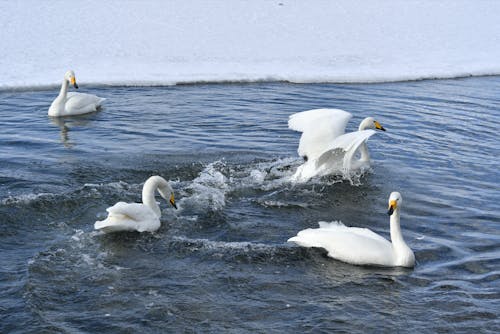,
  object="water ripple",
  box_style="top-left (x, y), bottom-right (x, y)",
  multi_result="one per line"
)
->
top-left (1, 78), bottom-right (499, 332)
